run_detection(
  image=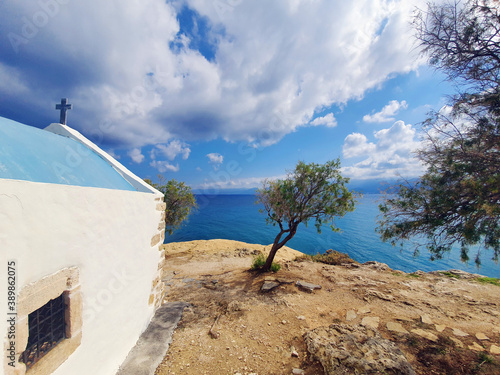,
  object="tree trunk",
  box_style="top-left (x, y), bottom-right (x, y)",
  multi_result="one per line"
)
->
top-left (263, 227), bottom-right (296, 271)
